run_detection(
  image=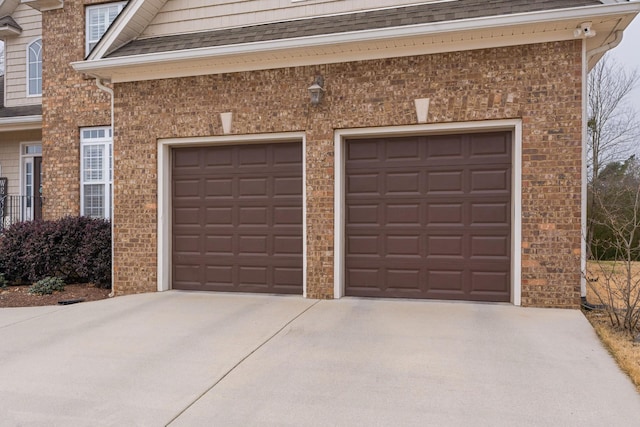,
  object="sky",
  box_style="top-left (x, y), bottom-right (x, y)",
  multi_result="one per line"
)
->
top-left (608, 3), bottom-right (640, 116)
